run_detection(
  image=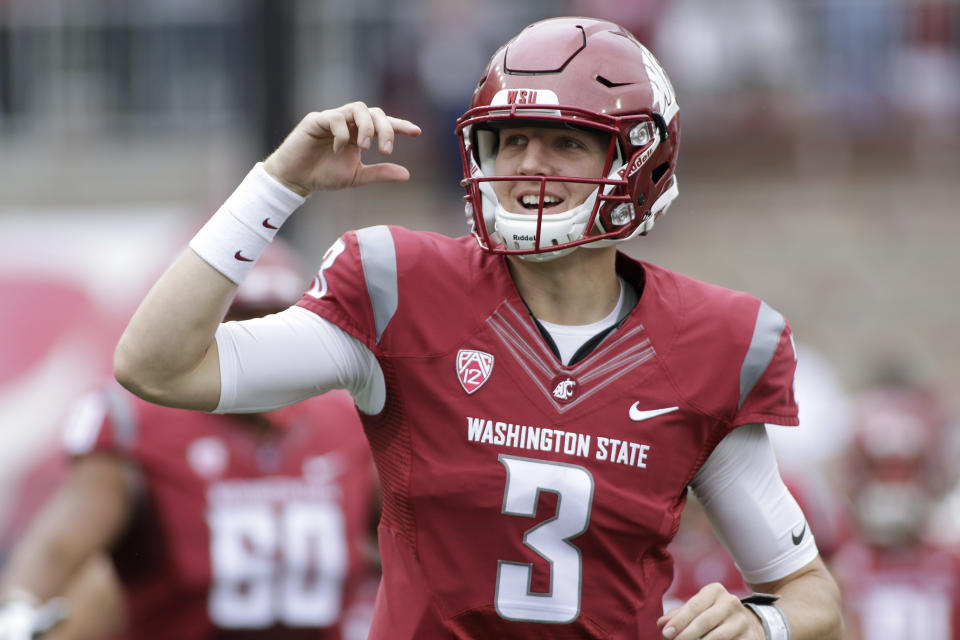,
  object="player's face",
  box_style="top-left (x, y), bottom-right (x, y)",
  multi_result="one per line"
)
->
top-left (492, 125), bottom-right (609, 215)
